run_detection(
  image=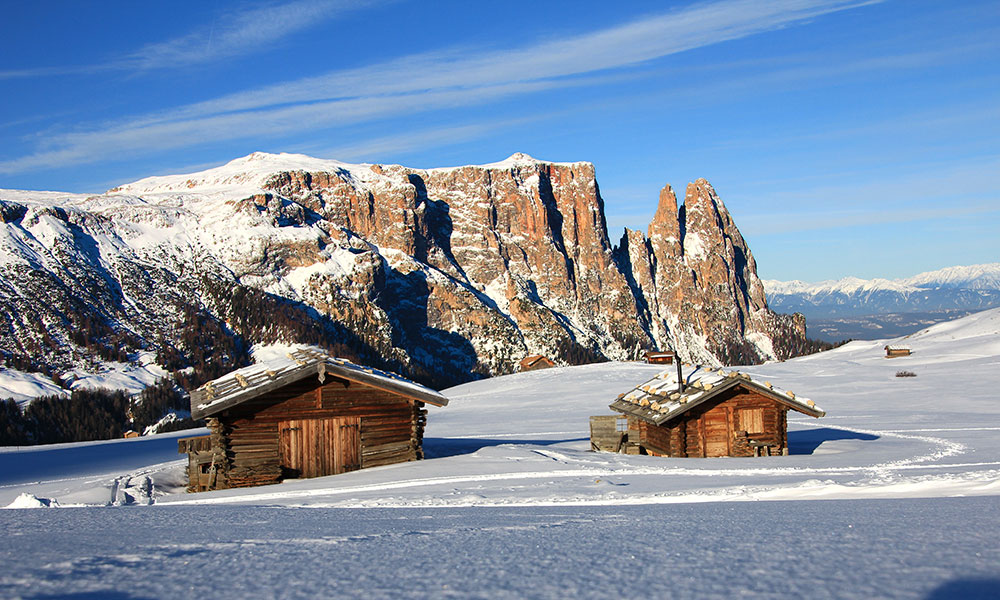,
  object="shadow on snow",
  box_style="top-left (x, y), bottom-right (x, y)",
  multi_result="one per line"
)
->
top-left (424, 428), bottom-right (880, 459)
top-left (423, 437), bottom-right (588, 459)
top-left (787, 427), bottom-right (880, 455)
